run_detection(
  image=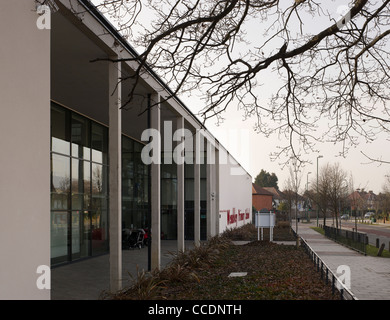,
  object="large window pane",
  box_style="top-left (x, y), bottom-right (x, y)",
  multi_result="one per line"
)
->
top-left (71, 210), bottom-right (91, 260)
top-left (161, 176), bottom-right (177, 240)
top-left (71, 211), bottom-right (81, 258)
top-left (185, 179), bottom-right (194, 201)
top-left (92, 209), bottom-right (108, 256)
top-left (185, 163), bottom-right (194, 179)
top-left (91, 123), bottom-right (108, 164)
top-left (81, 211), bottom-right (91, 258)
top-left (51, 105), bottom-right (70, 155)
top-left (162, 162), bottom-right (177, 179)
top-left (51, 154), bottom-right (70, 210)
top-left (200, 179), bottom-right (207, 201)
top-left (162, 178), bottom-right (177, 206)
top-left (51, 211), bottom-right (69, 264)
top-left (72, 158), bottom-right (84, 210)
top-left (84, 161), bottom-right (91, 210)
top-left (122, 136), bottom-right (134, 153)
top-left (51, 104), bottom-right (112, 264)
top-left (92, 163), bottom-right (108, 196)
top-left (71, 113), bottom-right (90, 160)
